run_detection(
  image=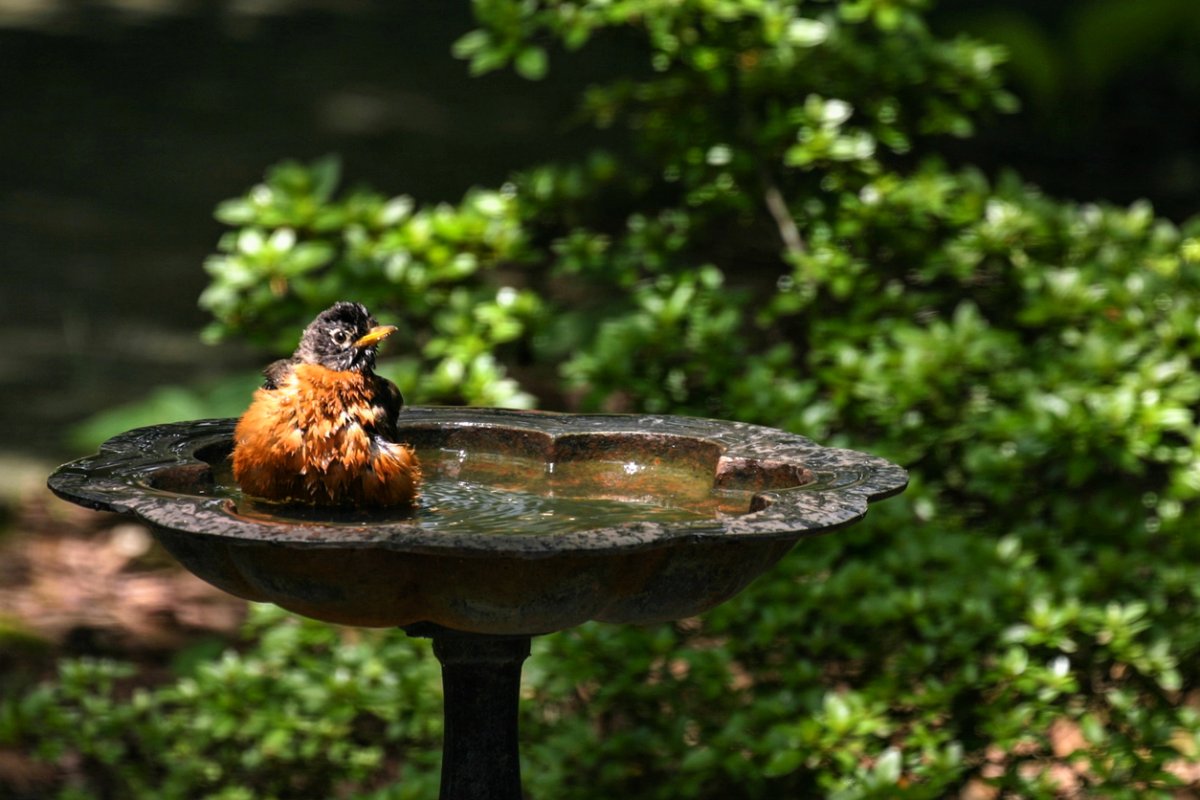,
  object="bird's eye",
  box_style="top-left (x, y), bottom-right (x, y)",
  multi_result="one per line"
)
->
top-left (330, 329), bottom-right (350, 346)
